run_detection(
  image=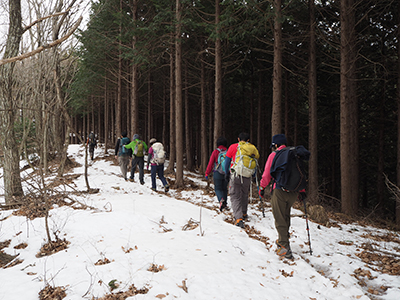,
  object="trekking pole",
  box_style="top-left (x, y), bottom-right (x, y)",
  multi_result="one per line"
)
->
top-left (255, 171), bottom-right (265, 218)
top-left (303, 198), bottom-right (313, 255)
